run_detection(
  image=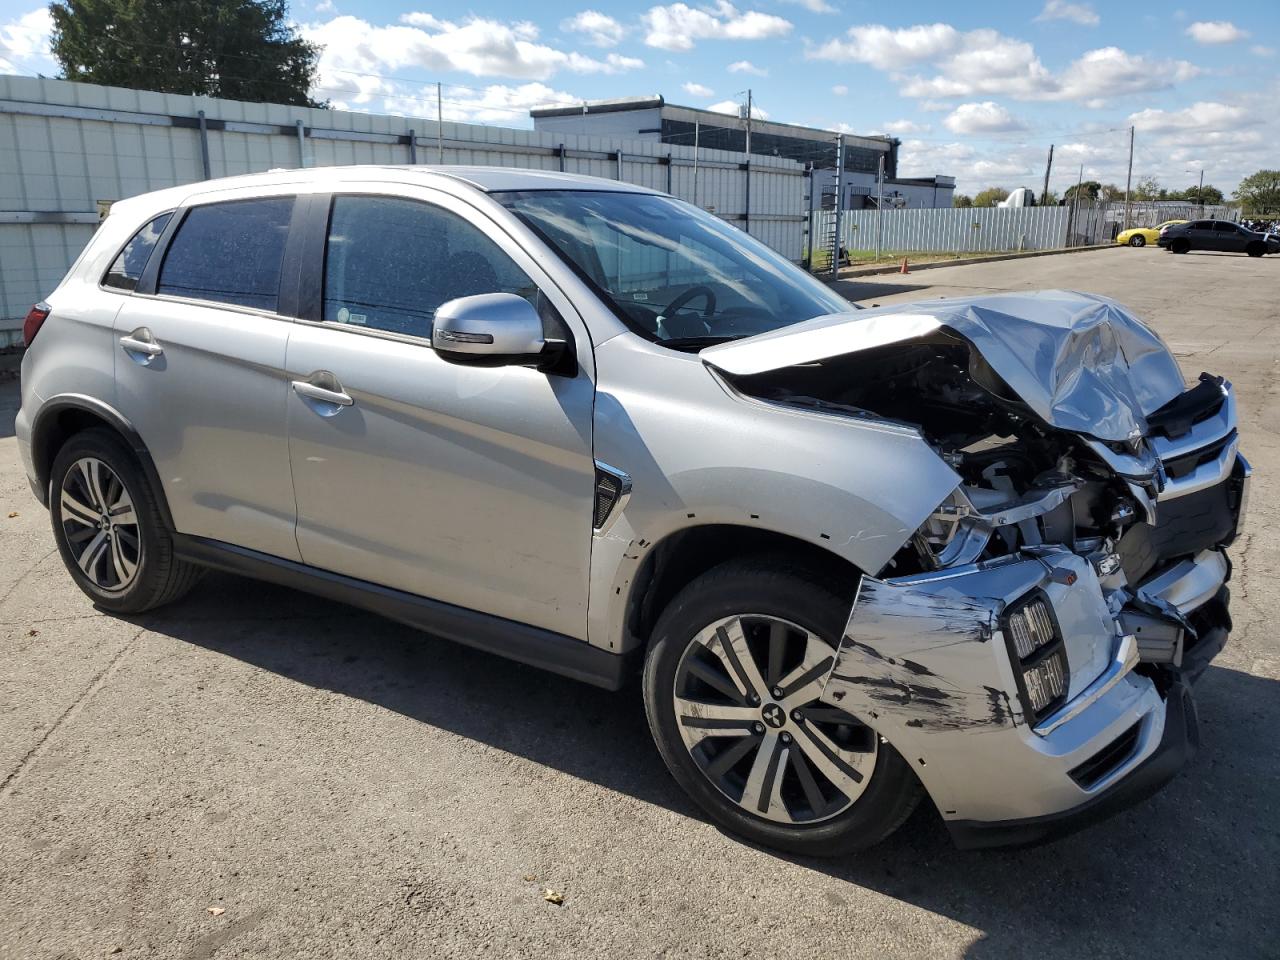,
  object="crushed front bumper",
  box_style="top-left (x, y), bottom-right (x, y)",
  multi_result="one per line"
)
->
top-left (818, 471), bottom-right (1243, 849)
